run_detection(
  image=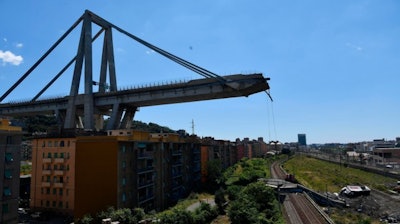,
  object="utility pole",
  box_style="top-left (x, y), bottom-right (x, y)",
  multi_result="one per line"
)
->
top-left (191, 119), bottom-right (195, 135)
